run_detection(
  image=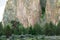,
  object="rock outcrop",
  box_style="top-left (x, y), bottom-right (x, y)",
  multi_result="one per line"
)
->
top-left (17, 0), bottom-right (41, 27)
top-left (46, 0), bottom-right (60, 25)
top-left (2, 0), bottom-right (17, 26)
top-left (3, 0), bottom-right (41, 27)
